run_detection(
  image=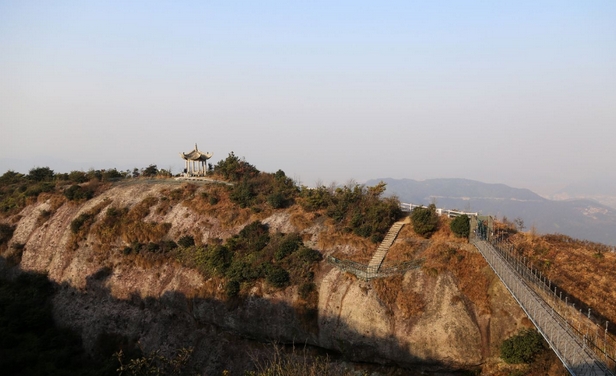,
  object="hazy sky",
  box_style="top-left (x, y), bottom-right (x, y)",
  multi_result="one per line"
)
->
top-left (1, 1), bottom-right (615, 195)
